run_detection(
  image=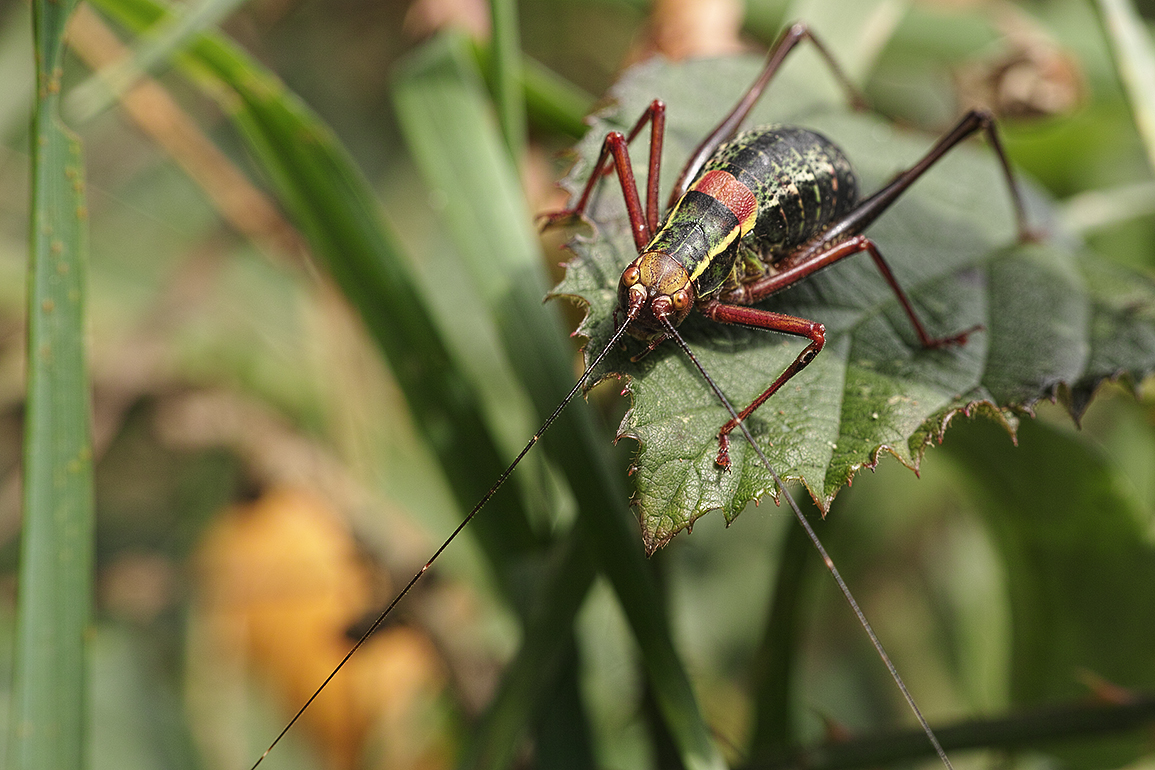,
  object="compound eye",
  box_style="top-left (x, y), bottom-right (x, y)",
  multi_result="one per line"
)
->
top-left (621, 265), bottom-right (641, 287)
top-left (671, 289), bottom-right (691, 311)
